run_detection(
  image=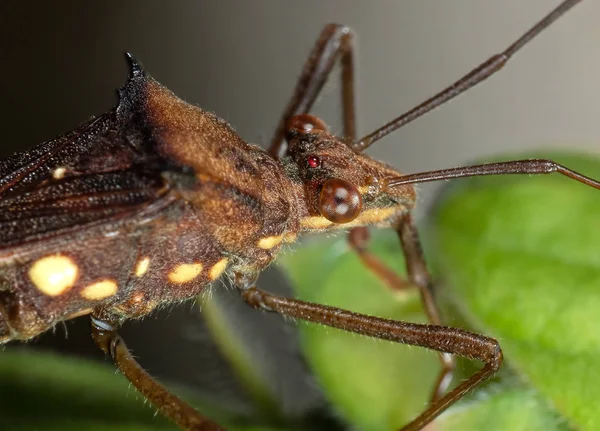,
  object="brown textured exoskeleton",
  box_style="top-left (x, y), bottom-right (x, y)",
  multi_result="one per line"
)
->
top-left (0, 0), bottom-right (597, 429)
